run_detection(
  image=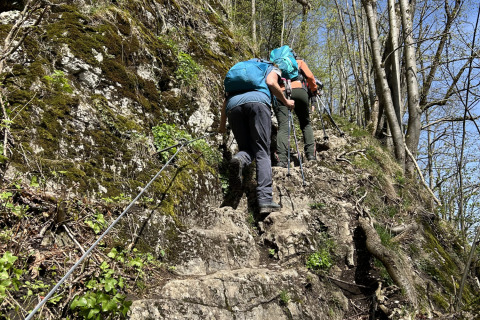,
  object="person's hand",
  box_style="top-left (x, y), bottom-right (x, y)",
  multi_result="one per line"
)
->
top-left (285, 98), bottom-right (295, 110)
